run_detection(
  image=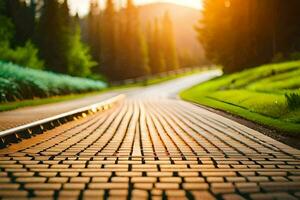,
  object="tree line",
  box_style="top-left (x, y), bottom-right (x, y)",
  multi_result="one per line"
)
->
top-left (0, 0), bottom-right (95, 77)
top-left (86, 0), bottom-right (179, 81)
top-left (198, 0), bottom-right (300, 73)
top-left (0, 0), bottom-right (180, 81)
top-left (0, 0), bottom-right (44, 69)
